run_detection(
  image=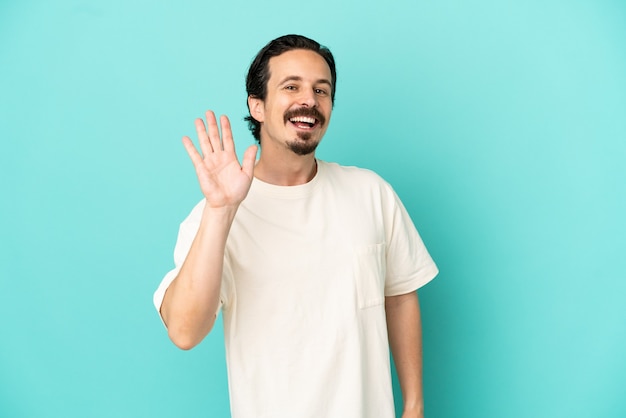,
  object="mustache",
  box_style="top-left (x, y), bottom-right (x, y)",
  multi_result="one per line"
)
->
top-left (283, 107), bottom-right (326, 126)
